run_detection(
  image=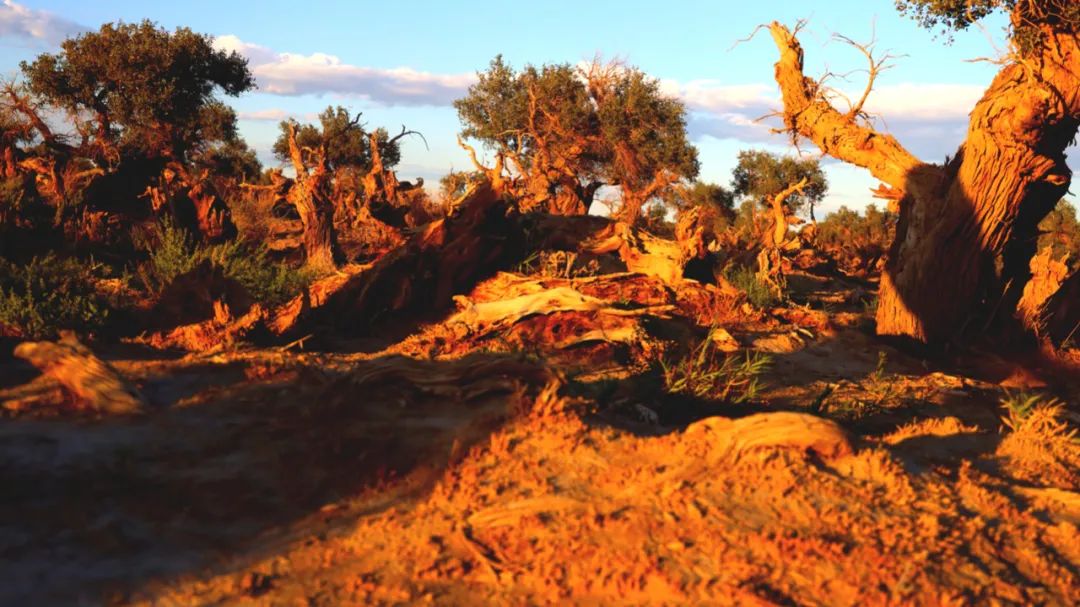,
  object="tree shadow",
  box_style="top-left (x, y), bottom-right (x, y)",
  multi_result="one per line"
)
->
top-left (0, 351), bottom-right (551, 605)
